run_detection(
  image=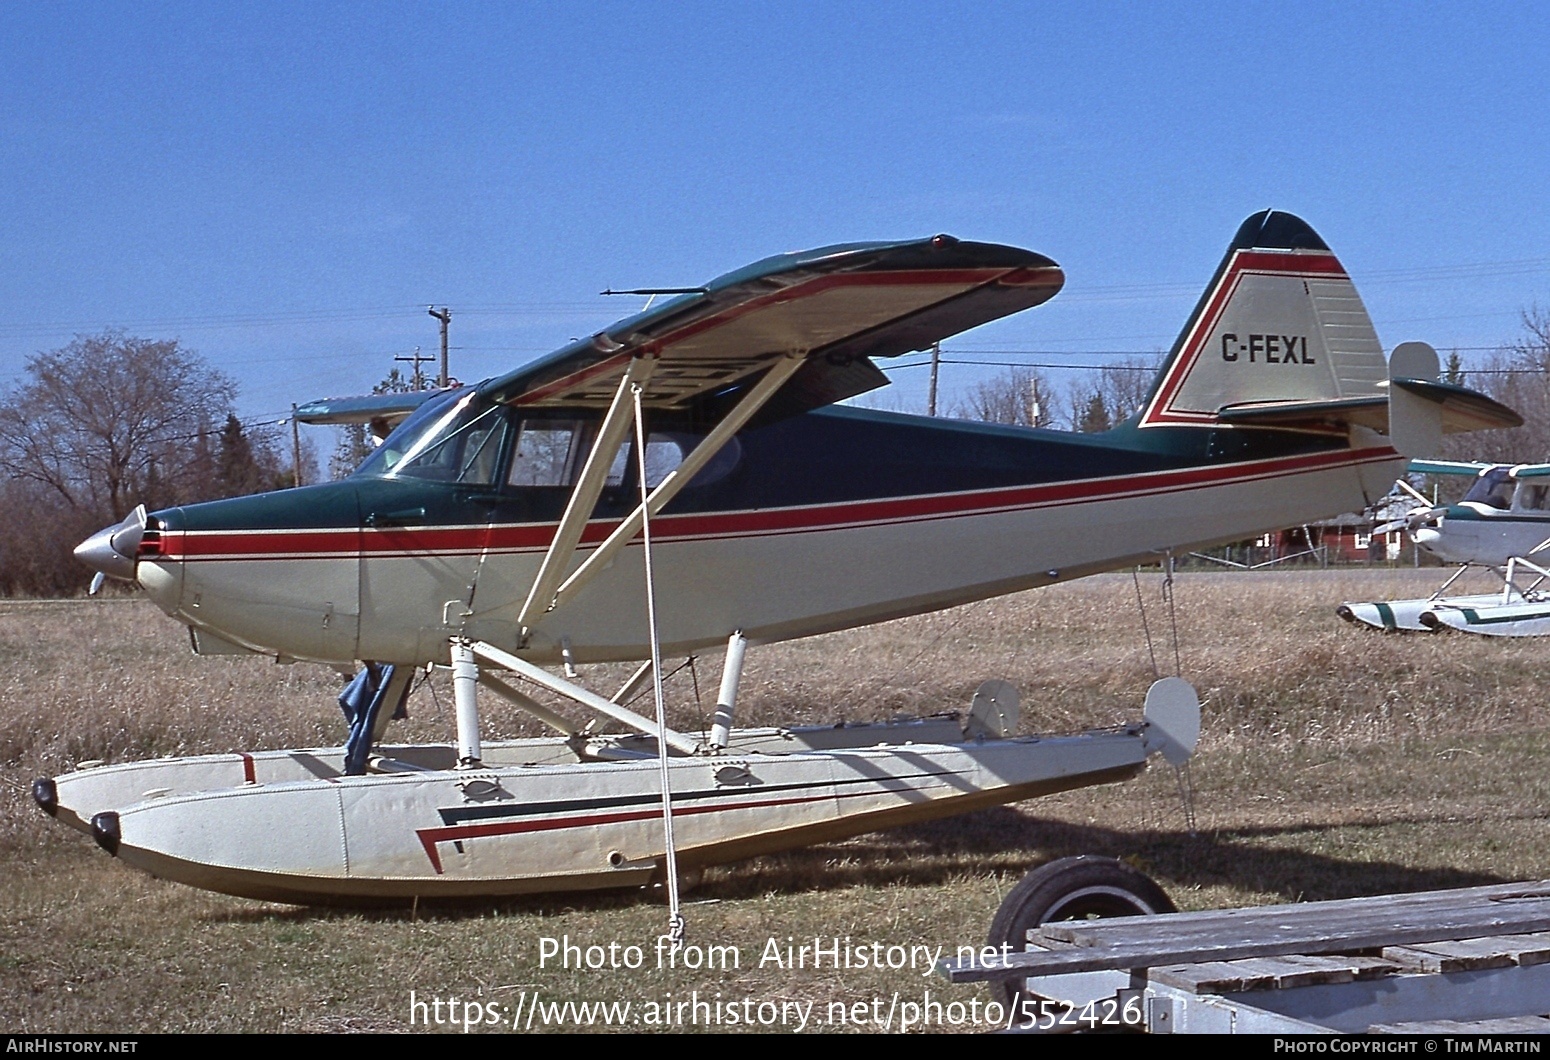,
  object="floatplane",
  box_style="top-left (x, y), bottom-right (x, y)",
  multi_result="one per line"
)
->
top-left (41, 211), bottom-right (1516, 905)
top-left (1339, 459), bottom-right (1550, 635)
